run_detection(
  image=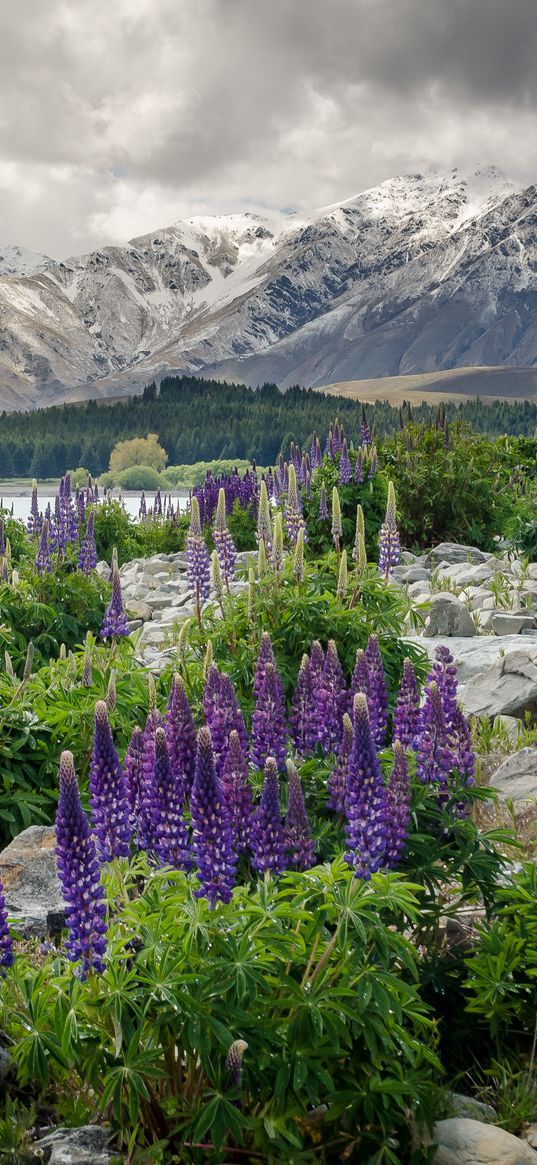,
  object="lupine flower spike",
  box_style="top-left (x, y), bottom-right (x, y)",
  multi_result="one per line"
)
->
top-left (316, 639), bottom-right (346, 755)
top-left (221, 729), bottom-right (255, 856)
top-left (352, 505), bottom-right (365, 561)
top-left (284, 464), bottom-right (305, 547)
top-left (89, 701), bottom-right (132, 861)
top-left (384, 741), bottom-right (411, 867)
top-left (35, 519), bottom-right (51, 575)
top-left (56, 751), bottom-right (107, 977)
top-left (378, 481), bottom-right (401, 576)
top-left (152, 728), bottom-right (193, 870)
top-left (100, 557), bottom-right (129, 640)
top-left (211, 549), bottom-right (224, 606)
top-left (272, 511), bottom-right (284, 575)
top-left (123, 726), bottom-right (145, 833)
top-left (256, 480), bottom-right (272, 557)
top-left (165, 673), bottom-right (197, 800)
top-left (364, 635), bottom-right (389, 750)
top-left (186, 497), bottom-right (210, 626)
top-left (415, 681), bottom-right (455, 792)
top-left (190, 726), bottom-right (236, 906)
top-left (393, 658), bottom-right (421, 749)
top-left (251, 663), bottom-right (287, 771)
top-left (251, 757), bottom-right (286, 874)
top-left (284, 760), bottom-right (315, 870)
top-left (344, 694), bottom-right (388, 879)
top-left (289, 654), bottom-right (317, 757)
top-left (82, 634), bottom-right (93, 687)
top-left (0, 880), bottom-right (13, 972)
top-left (336, 548), bottom-right (348, 600)
top-left (213, 487), bottom-right (236, 588)
top-left (78, 510), bottom-right (97, 575)
top-left (331, 487), bottom-right (342, 554)
top-left (327, 712), bottom-right (353, 812)
top-left (293, 526), bottom-right (305, 585)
